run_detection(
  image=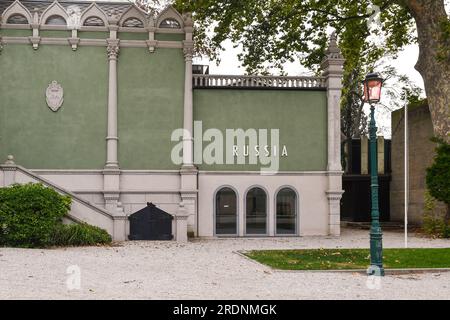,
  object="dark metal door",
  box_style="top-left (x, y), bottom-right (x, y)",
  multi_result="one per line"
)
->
top-left (128, 202), bottom-right (173, 240)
